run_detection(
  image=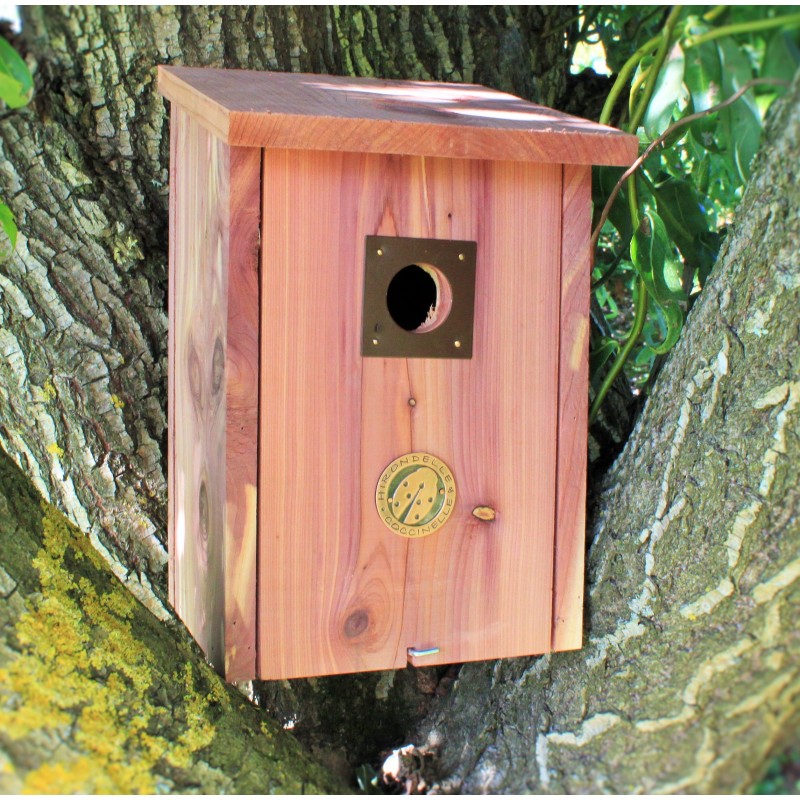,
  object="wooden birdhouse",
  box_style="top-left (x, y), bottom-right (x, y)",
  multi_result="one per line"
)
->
top-left (158, 66), bottom-right (637, 681)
